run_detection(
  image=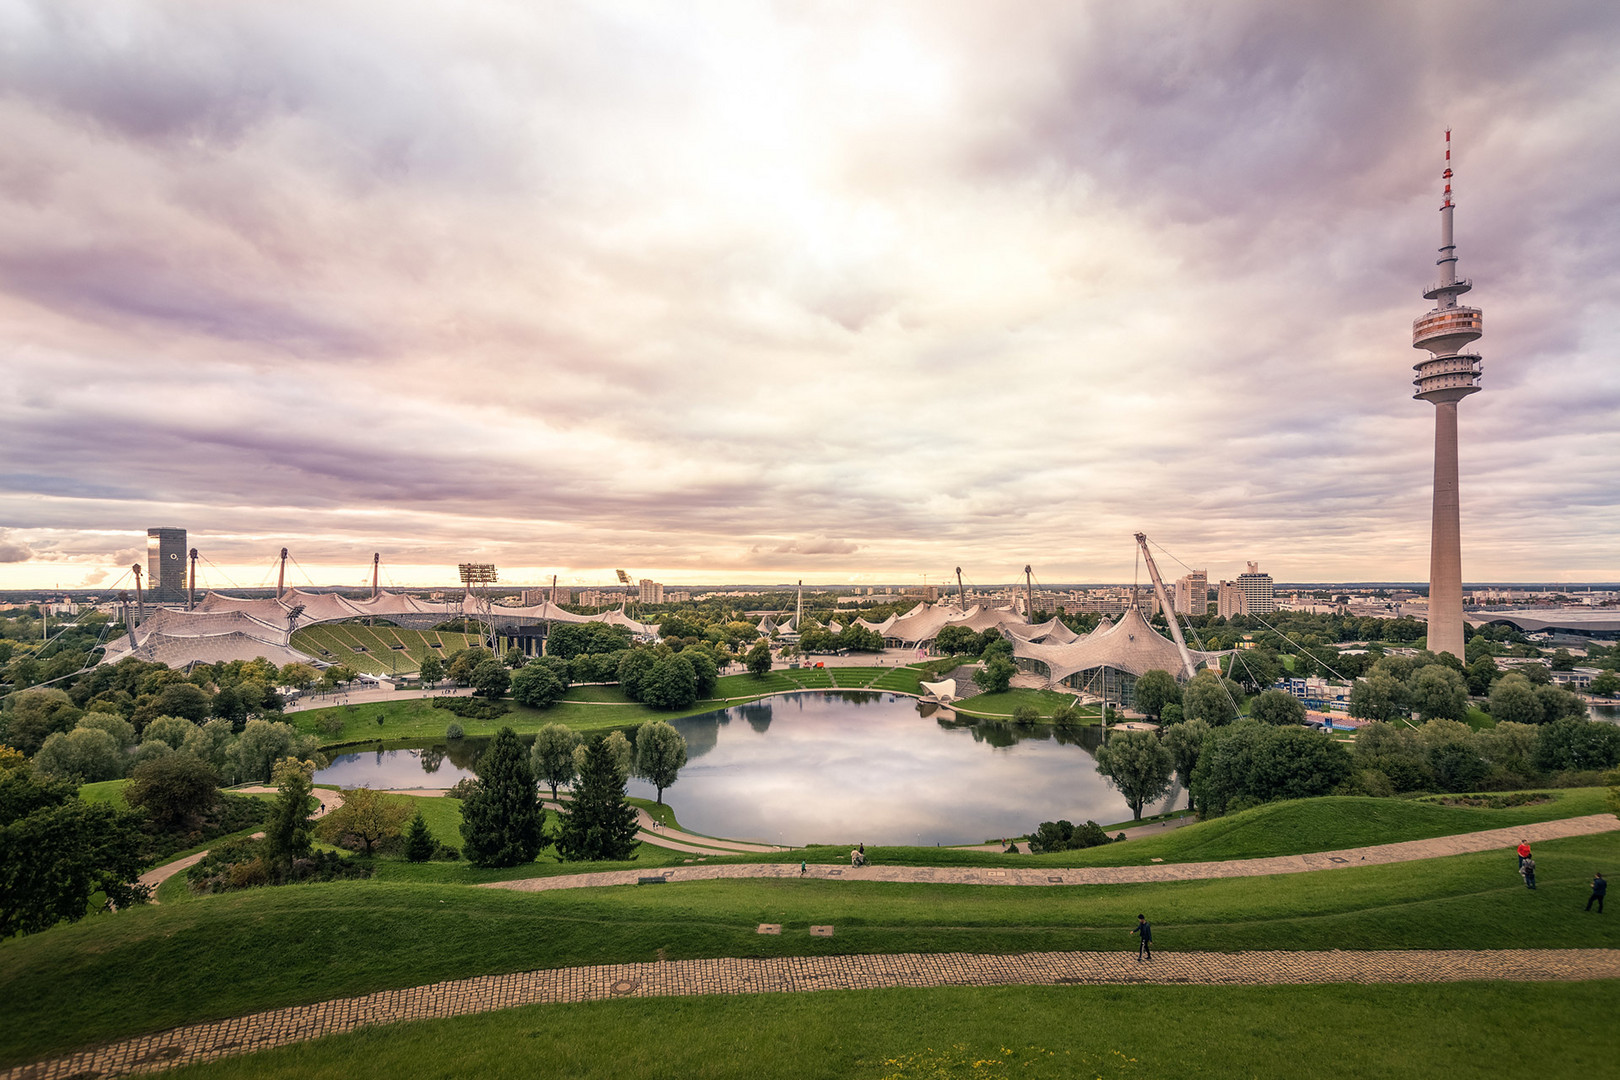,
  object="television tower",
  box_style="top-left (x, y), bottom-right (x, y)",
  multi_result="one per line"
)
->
top-left (1411, 130), bottom-right (1483, 660)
